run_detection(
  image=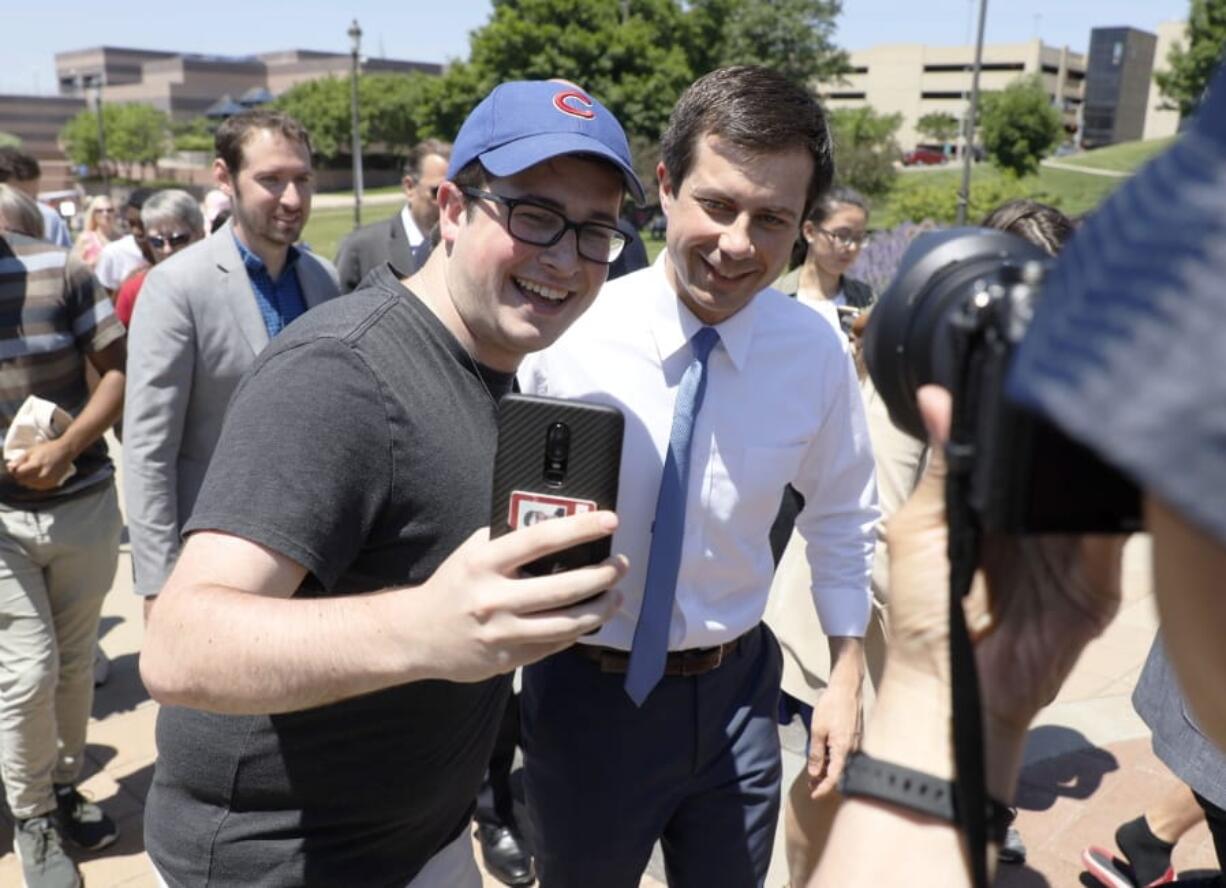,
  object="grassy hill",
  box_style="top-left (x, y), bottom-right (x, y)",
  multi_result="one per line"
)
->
top-left (1050, 137), bottom-right (1176, 172)
top-left (874, 136), bottom-right (1178, 228)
